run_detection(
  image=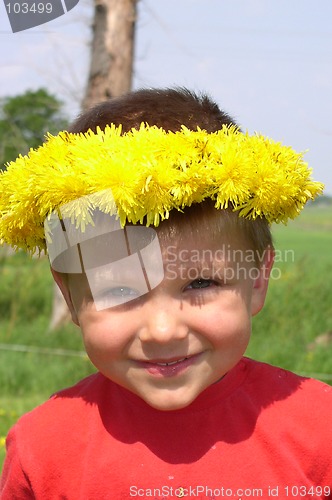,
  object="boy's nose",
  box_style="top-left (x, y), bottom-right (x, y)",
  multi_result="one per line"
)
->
top-left (138, 302), bottom-right (189, 344)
